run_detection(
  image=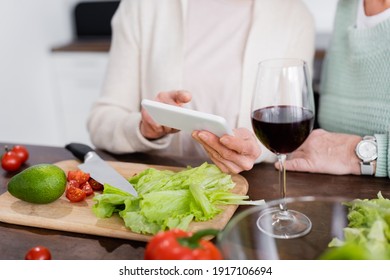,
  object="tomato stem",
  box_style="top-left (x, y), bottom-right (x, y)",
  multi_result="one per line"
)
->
top-left (177, 229), bottom-right (220, 249)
